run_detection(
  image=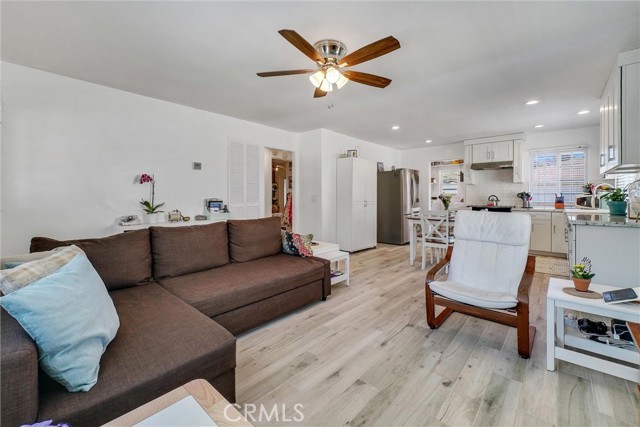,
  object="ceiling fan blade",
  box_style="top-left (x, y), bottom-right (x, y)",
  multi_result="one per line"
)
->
top-left (314, 87), bottom-right (327, 98)
top-left (339, 36), bottom-right (400, 67)
top-left (342, 71), bottom-right (391, 88)
top-left (257, 69), bottom-right (315, 77)
top-left (278, 29), bottom-right (324, 63)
